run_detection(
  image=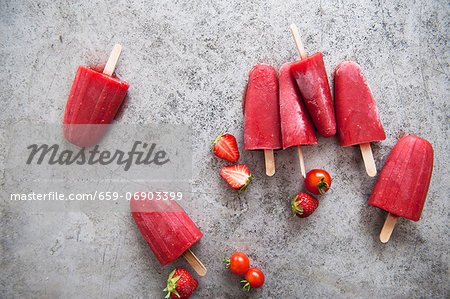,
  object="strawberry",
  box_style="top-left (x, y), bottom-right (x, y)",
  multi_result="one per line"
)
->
top-left (220, 164), bottom-right (254, 194)
top-left (164, 268), bottom-right (198, 299)
top-left (291, 193), bottom-right (319, 218)
top-left (212, 133), bottom-right (240, 162)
